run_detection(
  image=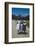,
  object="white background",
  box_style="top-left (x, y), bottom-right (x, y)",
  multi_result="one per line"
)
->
top-left (9, 4), bottom-right (33, 42)
top-left (0, 0), bottom-right (35, 46)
